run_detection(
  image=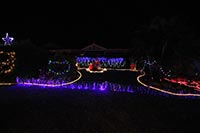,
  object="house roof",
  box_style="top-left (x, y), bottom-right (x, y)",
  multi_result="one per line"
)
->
top-left (81, 42), bottom-right (107, 51)
top-left (49, 42), bottom-right (130, 53)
